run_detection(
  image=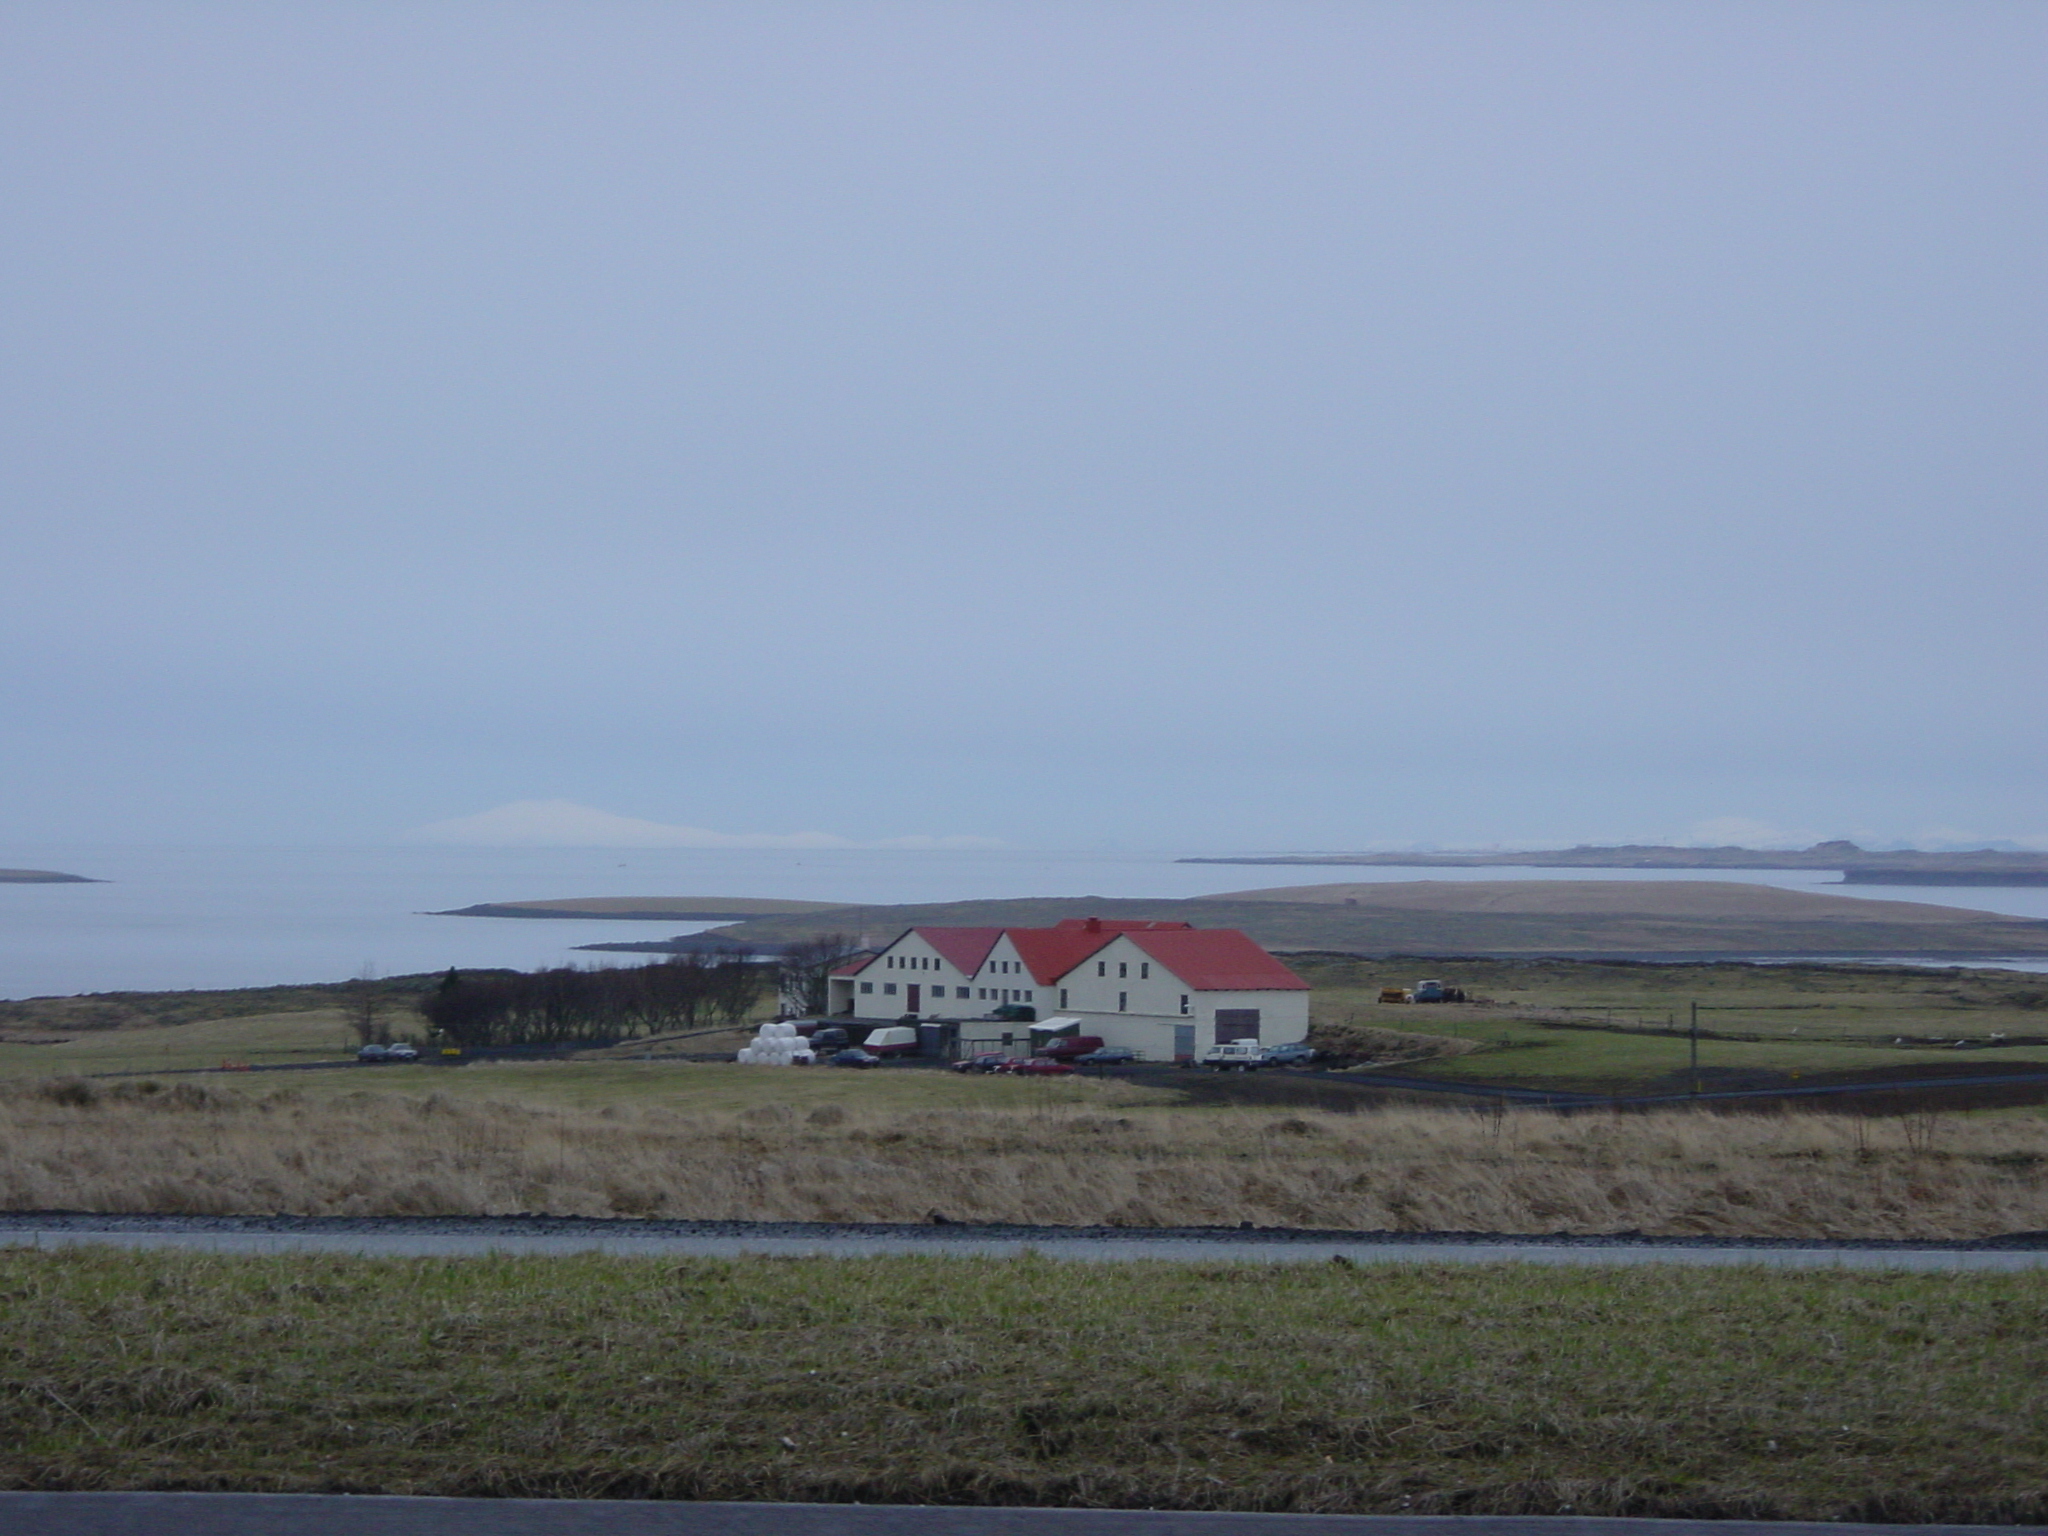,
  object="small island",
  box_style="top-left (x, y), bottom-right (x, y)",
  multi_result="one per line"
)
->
top-left (0, 868), bottom-right (99, 883)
